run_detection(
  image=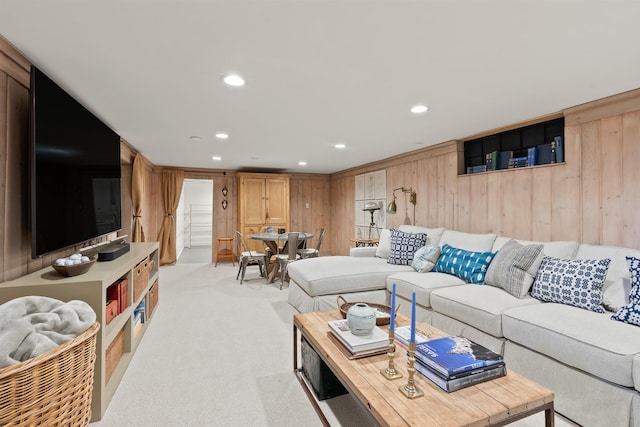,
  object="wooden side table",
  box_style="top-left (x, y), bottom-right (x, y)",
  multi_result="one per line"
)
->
top-left (215, 237), bottom-right (235, 266)
top-left (350, 238), bottom-right (379, 247)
